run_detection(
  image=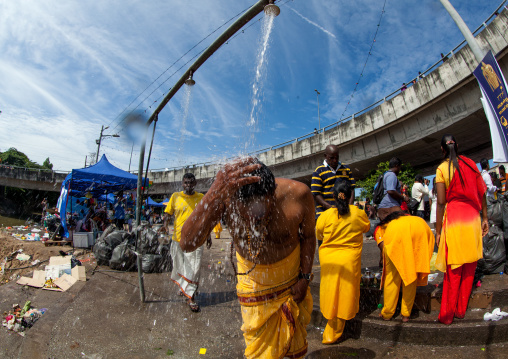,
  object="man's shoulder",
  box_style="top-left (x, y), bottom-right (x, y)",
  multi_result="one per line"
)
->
top-left (384, 171), bottom-right (397, 180)
top-left (276, 178), bottom-right (311, 197)
top-left (312, 164), bottom-right (327, 174)
top-left (338, 163), bottom-right (352, 170)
